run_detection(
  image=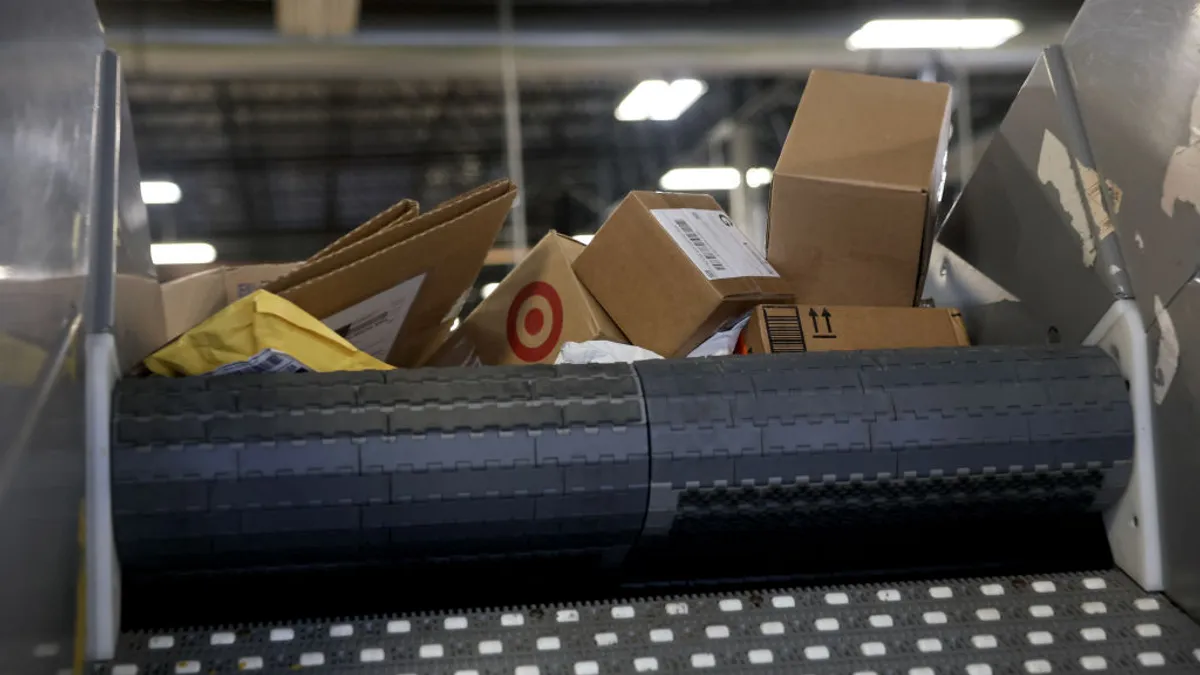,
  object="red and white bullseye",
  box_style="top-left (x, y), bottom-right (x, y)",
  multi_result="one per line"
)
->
top-left (506, 281), bottom-right (564, 362)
